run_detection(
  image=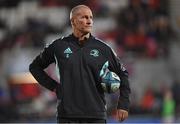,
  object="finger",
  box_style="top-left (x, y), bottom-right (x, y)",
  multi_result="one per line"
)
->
top-left (116, 110), bottom-right (119, 119)
top-left (124, 112), bottom-right (128, 119)
top-left (123, 113), bottom-right (129, 121)
top-left (121, 113), bottom-right (125, 122)
top-left (118, 111), bottom-right (123, 122)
